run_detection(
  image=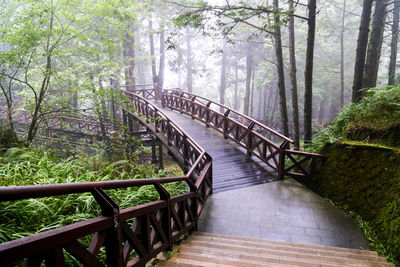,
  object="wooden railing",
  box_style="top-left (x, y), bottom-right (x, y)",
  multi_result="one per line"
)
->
top-left (0, 91), bottom-right (212, 266)
top-left (161, 88), bottom-right (326, 180)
